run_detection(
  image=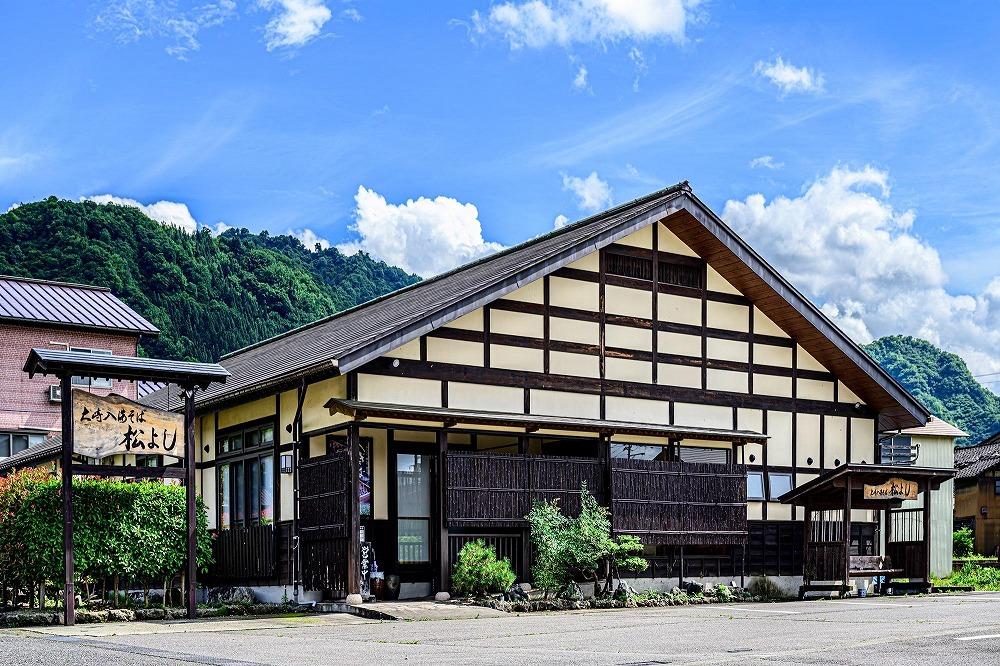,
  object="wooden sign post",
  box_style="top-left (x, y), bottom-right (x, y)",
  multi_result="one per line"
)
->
top-left (22, 347), bottom-right (228, 627)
